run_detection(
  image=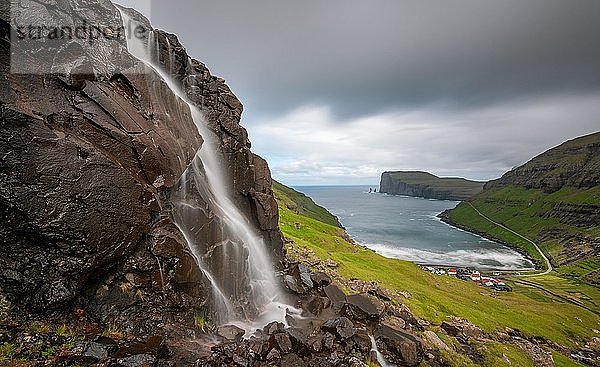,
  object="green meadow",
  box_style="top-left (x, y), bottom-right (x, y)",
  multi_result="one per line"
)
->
top-left (273, 182), bottom-right (599, 366)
